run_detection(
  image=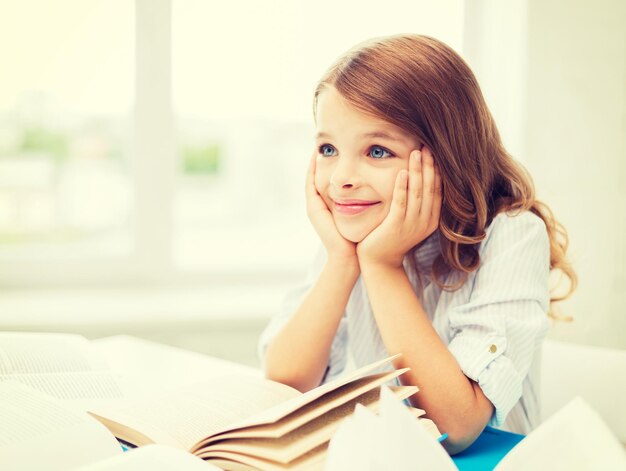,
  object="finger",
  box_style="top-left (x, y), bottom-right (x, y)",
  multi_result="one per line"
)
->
top-left (388, 169), bottom-right (409, 222)
top-left (305, 151), bottom-right (318, 197)
top-left (431, 165), bottom-right (443, 227)
top-left (406, 149), bottom-right (423, 220)
top-left (420, 146), bottom-right (436, 219)
top-left (305, 152), bottom-right (329, 216)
